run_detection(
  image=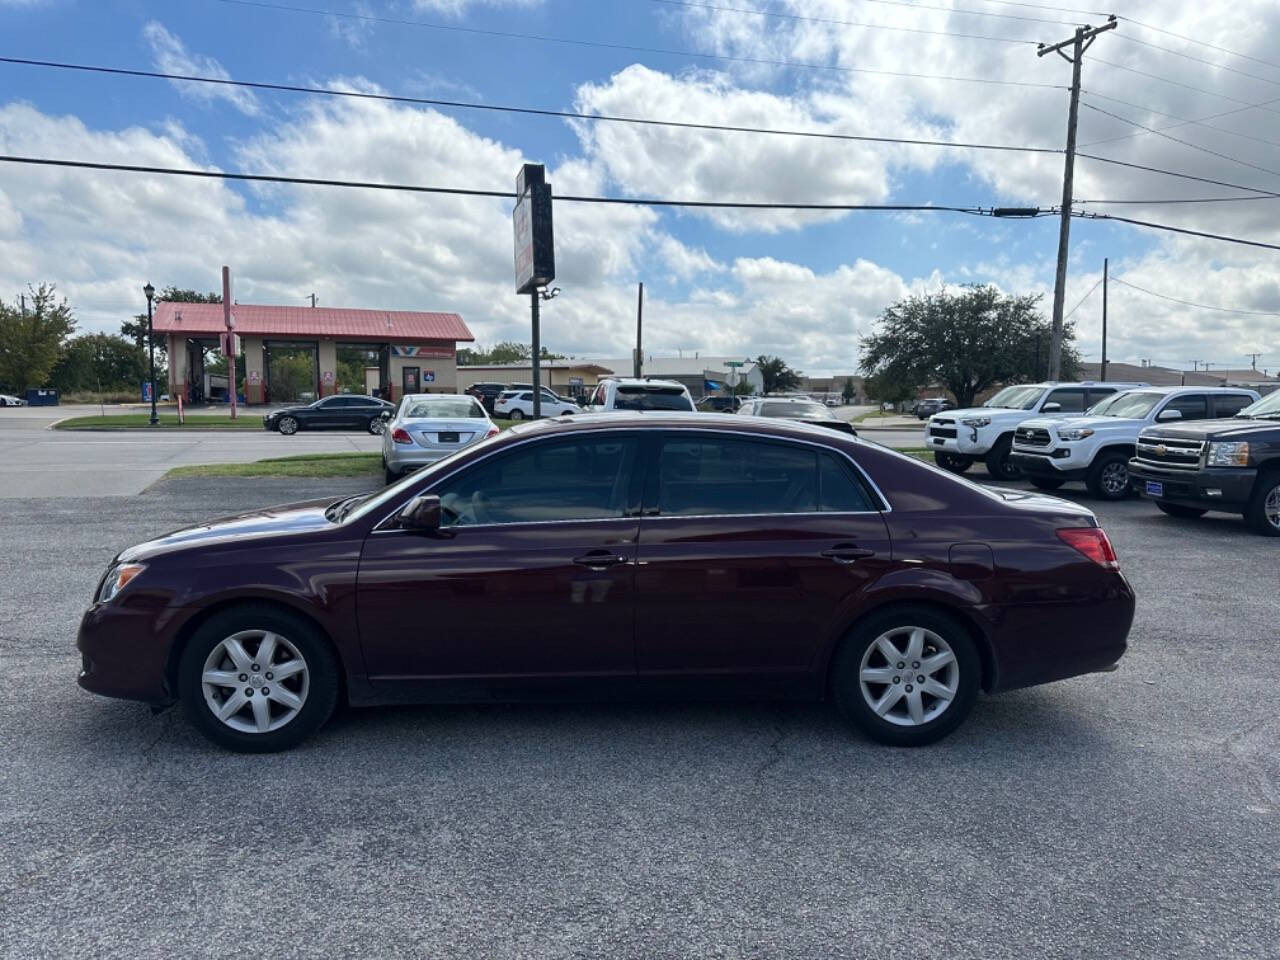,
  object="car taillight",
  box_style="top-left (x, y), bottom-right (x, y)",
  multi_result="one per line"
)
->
top-left (391, 427), bottom-right (413, 444)
top-left (485, 426), bottom-right (500, 437)
top-left (1056, 527), bottom-right (1118, 569)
